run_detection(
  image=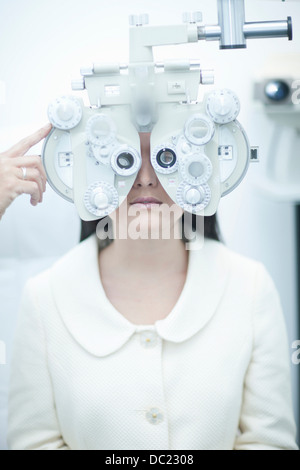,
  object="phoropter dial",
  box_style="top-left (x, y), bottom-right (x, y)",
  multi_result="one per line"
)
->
top-left (206, 89), bottom-right (240, 124)
top-left (48, 96), bottom-right (83, 130)
top-left (176, 182), bottom-right (211, 213)
top-left (179, 154), bottom-right (213, 186)
top-left (84, 181), bottom-right (119, 217)
top-left (86, 114), bottom-right (117, 146)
